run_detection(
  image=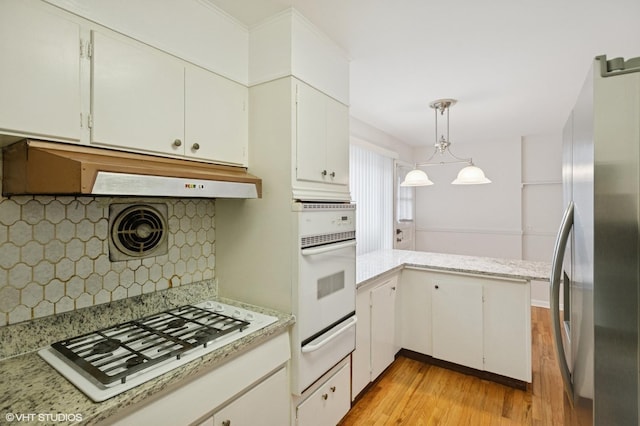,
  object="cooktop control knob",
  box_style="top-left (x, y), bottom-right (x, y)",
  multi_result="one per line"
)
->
top-left (233, 309), bottom-right (242, 319)
top-left (215, 304), bottom-right (225, 313)
top-left (203, 301), bottom-right (214, 310)
top-left (245, 312), bottom-right (255, 322)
